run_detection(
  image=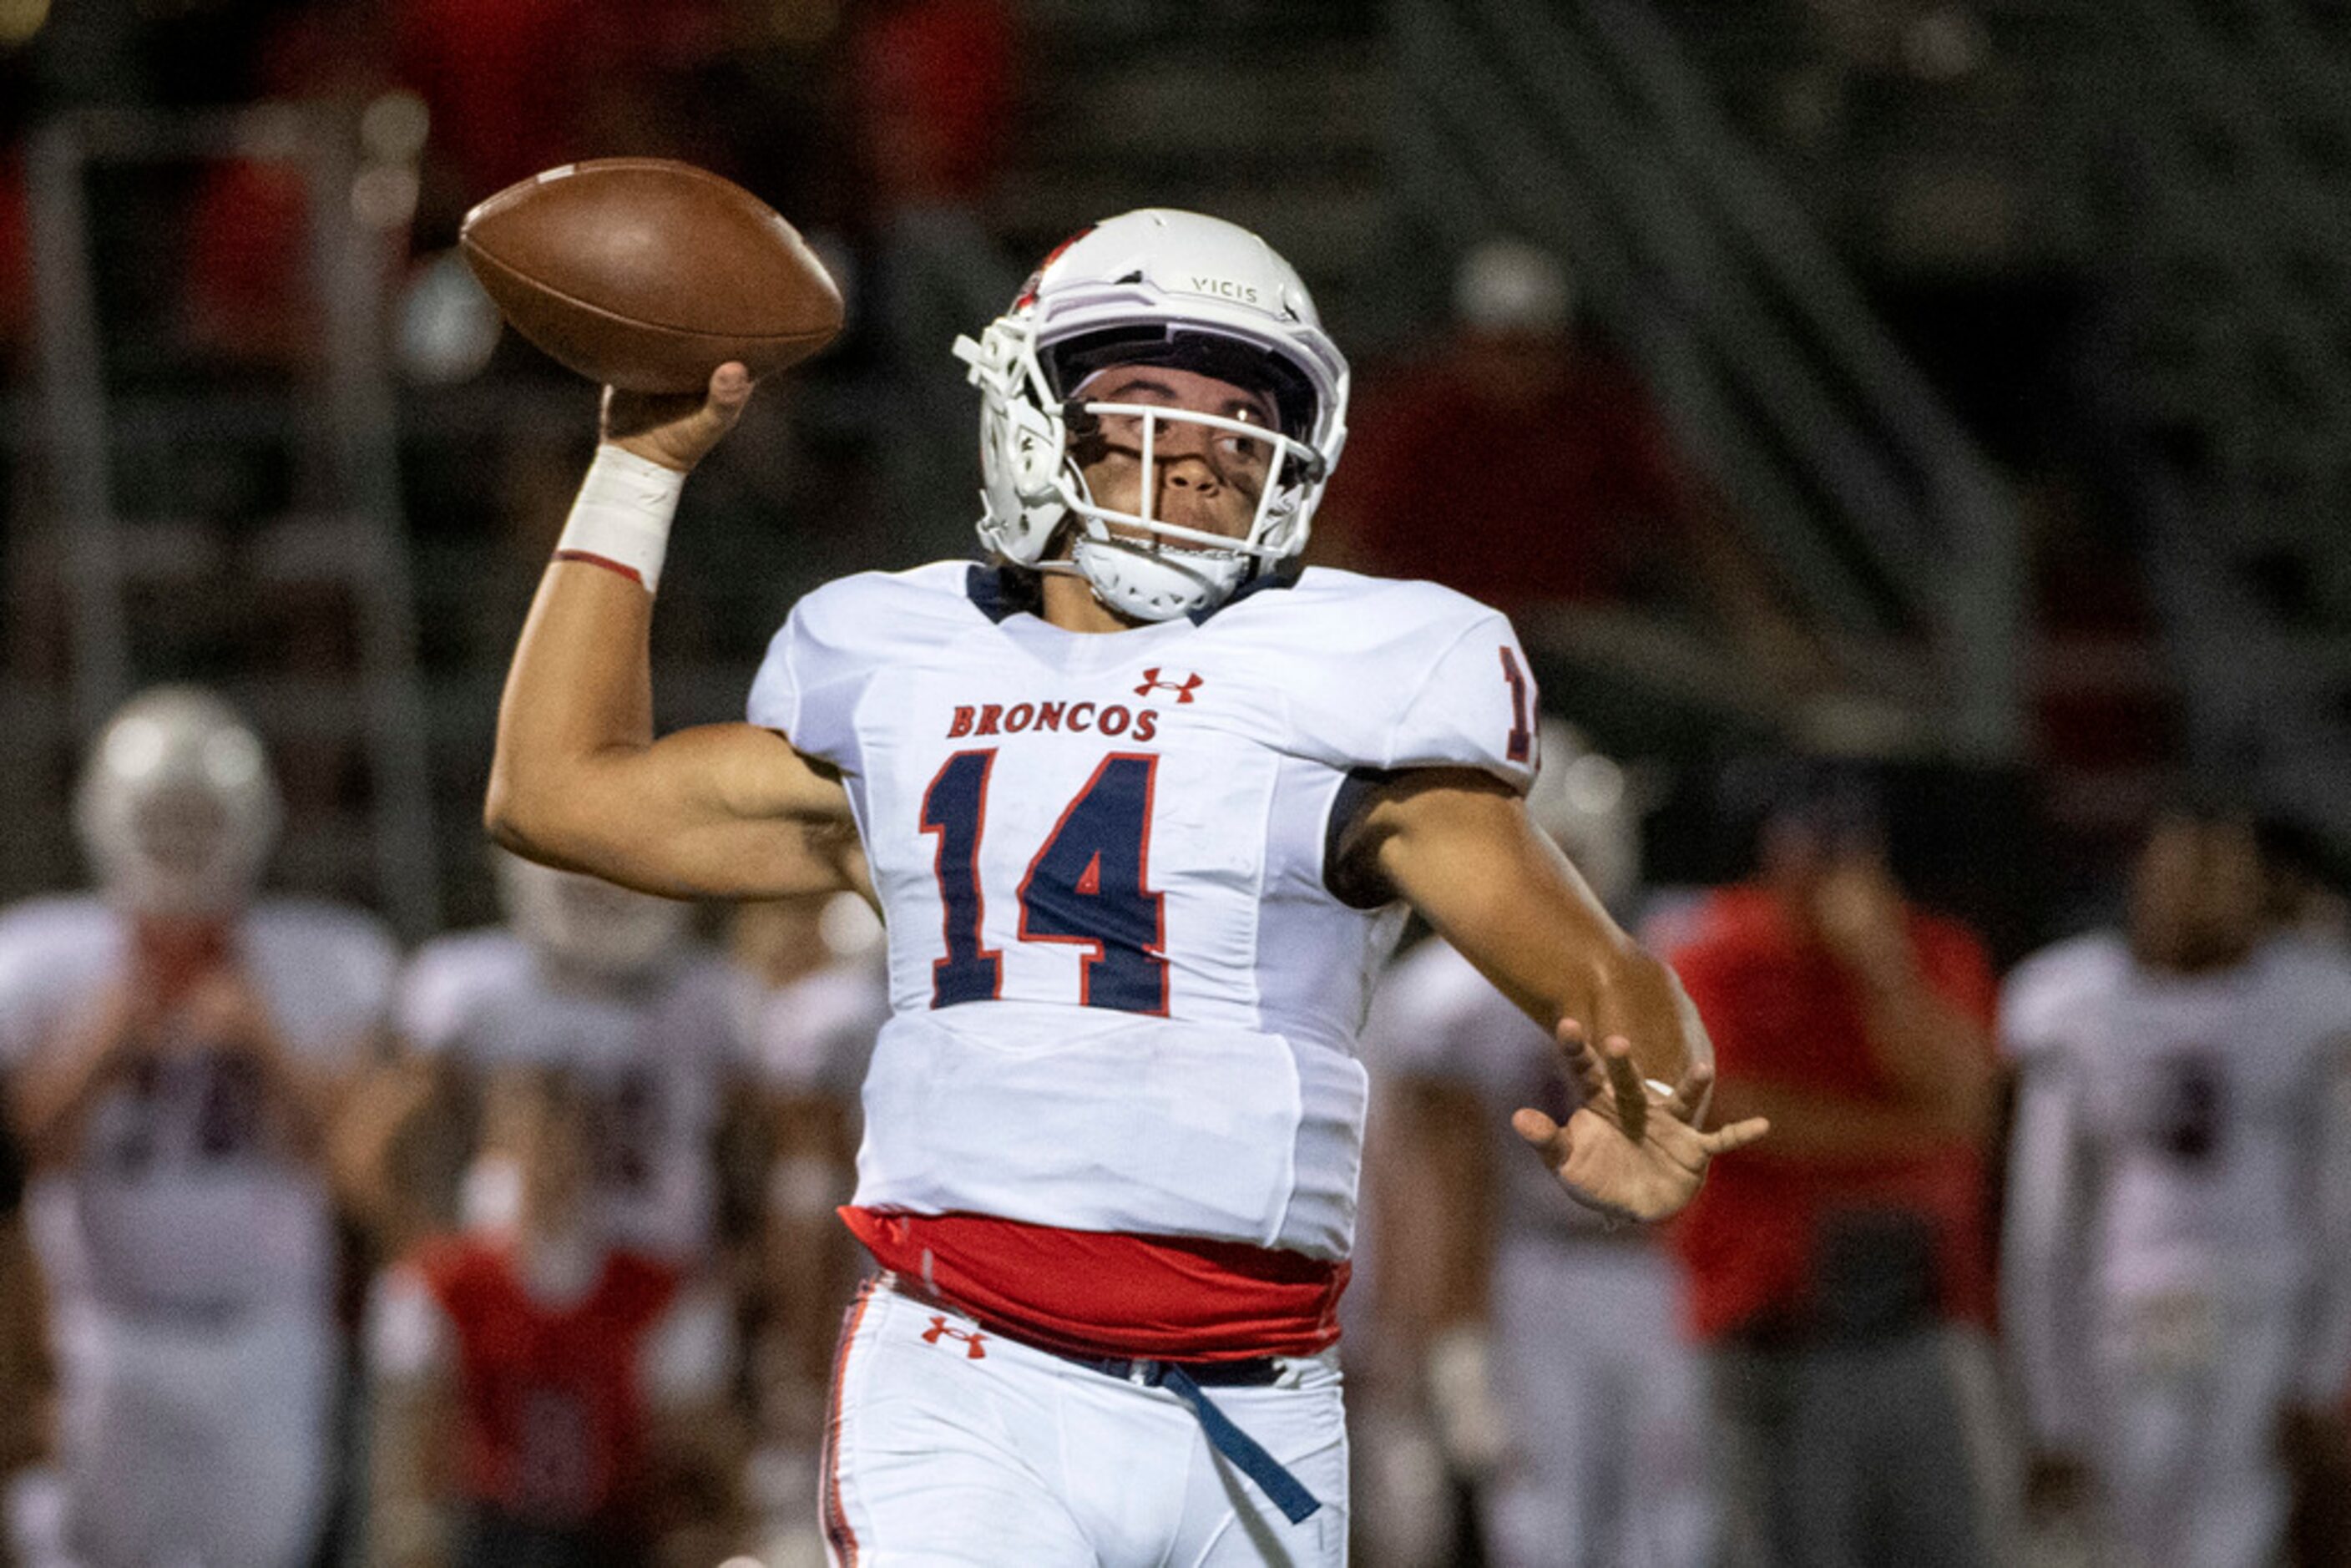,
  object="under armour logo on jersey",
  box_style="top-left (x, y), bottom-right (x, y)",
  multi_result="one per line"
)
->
top-left (1135, 668), bottom-right (1204, 704)
top-left (922, 1317), bottom-right (988, 1359)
